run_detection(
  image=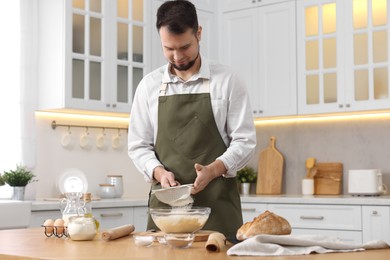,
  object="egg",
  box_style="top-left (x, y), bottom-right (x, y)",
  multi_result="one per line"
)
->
top-left (43, 219), bottom-right (54, 234)
top-left (54, 218), bottom-right (65, 235)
